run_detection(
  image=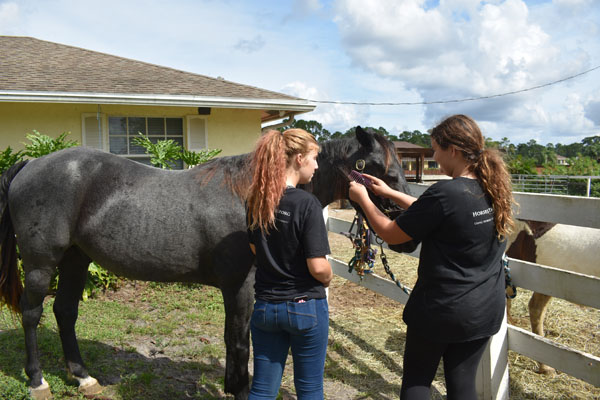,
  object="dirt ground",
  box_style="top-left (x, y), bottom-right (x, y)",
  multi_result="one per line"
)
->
top-left (86, 206), bottom-right (598, 399)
